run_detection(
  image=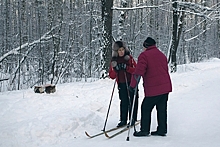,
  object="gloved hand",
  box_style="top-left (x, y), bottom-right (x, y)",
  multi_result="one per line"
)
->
top-left (111, 60), bottom-right (117, 67)
top-left (111, 60), bottom-right (118, 72)
top-left (119, 63), bottom-right (127, 70)
top-left (113, 64), bottom-right (120, 72)
top-left (113, 63), bottom-right (127, 72)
